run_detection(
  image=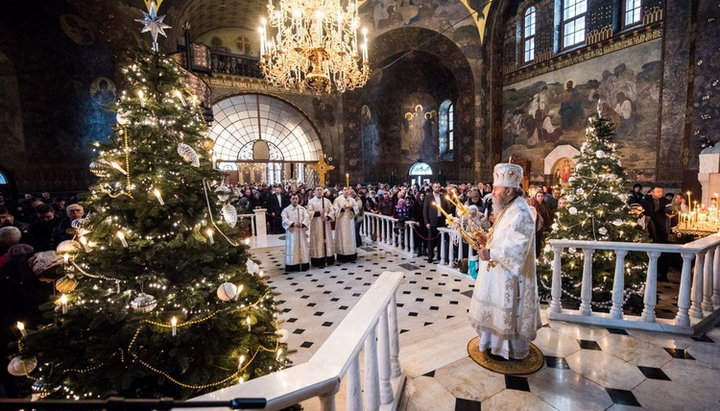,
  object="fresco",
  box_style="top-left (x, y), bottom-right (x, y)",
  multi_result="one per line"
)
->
top-left (0, 53), bottom-right (24, 154)
top-left (502, 39), bottom-right (662, 179)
